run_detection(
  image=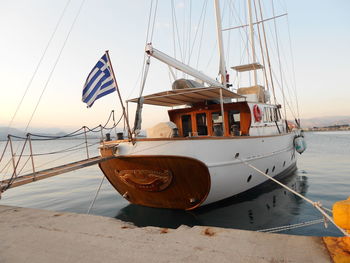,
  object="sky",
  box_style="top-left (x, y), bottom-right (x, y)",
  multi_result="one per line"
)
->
top-left (0, 0), bottom-right (350, 132)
